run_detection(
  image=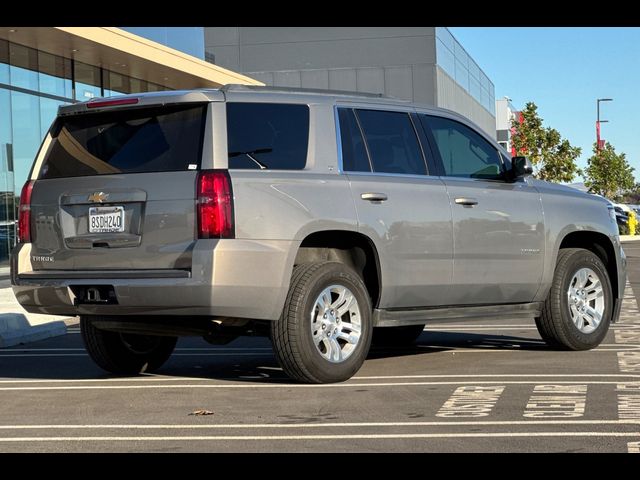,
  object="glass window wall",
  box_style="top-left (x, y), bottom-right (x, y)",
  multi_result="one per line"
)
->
top-left (38, 51), bottom-right (72, 98)
top-left (0, 40), bottom-right (9, 84)
top-left (435, 27), bottom-right (495, 115)
top-left (9, 43), bottom-right (39, 91)
top-left (0, 39), bottom-right (172, 265)
top-left (10, 91), bottom-right (41, 196)
top-left (0, 86), bottom-right (15, 263)
top-left (74, 61), bottom-right (101, 100)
